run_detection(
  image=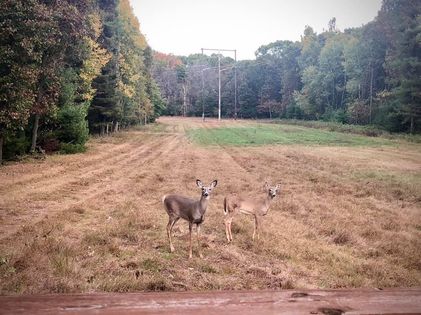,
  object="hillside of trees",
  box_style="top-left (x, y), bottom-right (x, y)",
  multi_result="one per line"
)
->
top-left (153, 0), bottom-right (420, 134)
top-left (0, 0), bottom-right (165, 163)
